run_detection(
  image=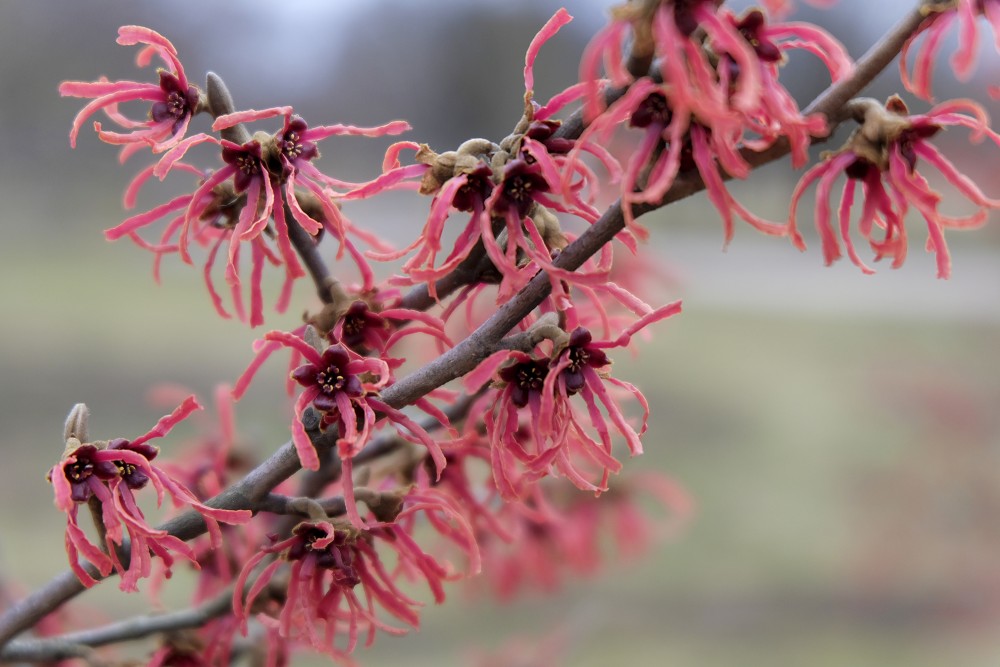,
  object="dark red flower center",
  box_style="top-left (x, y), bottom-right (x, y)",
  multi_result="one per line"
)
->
top-left (516, 364), bottom-right (546, 390)
top-left (845, 157), bottom-right (875, 180)
top-left (500, 358), bottom-right (549, 407)
top-left (498, 159), bottom-right (549, 218)
top-left (736, 10), bottom-right (781, 63)
top-left (317, 365), bottom-right (346, 395)
top-left (235, 154), bottom-right (258, 177)
top-left (66, 459), bottom-right (94, 483)
top-left (630, 92), bottom-right (671, 129)
top-left (567, 346), bottom-right (590, 372)
top-left (289, 526), bottom-right (362, 587)
top-left (453, 163), bottom-right (495, 212)
top-left (165, 91), bottom-right (187, 118)
top-left (283, 131), bottom-right (304, 159)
